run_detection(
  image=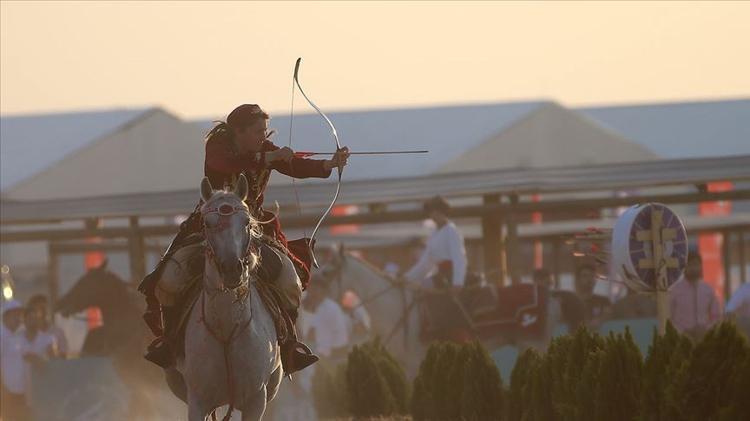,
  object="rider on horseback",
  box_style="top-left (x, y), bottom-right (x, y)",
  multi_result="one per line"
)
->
top-left (404, 196), bottom-right (467, 289)
top-left (139, 104), bottom-right (350, 374)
